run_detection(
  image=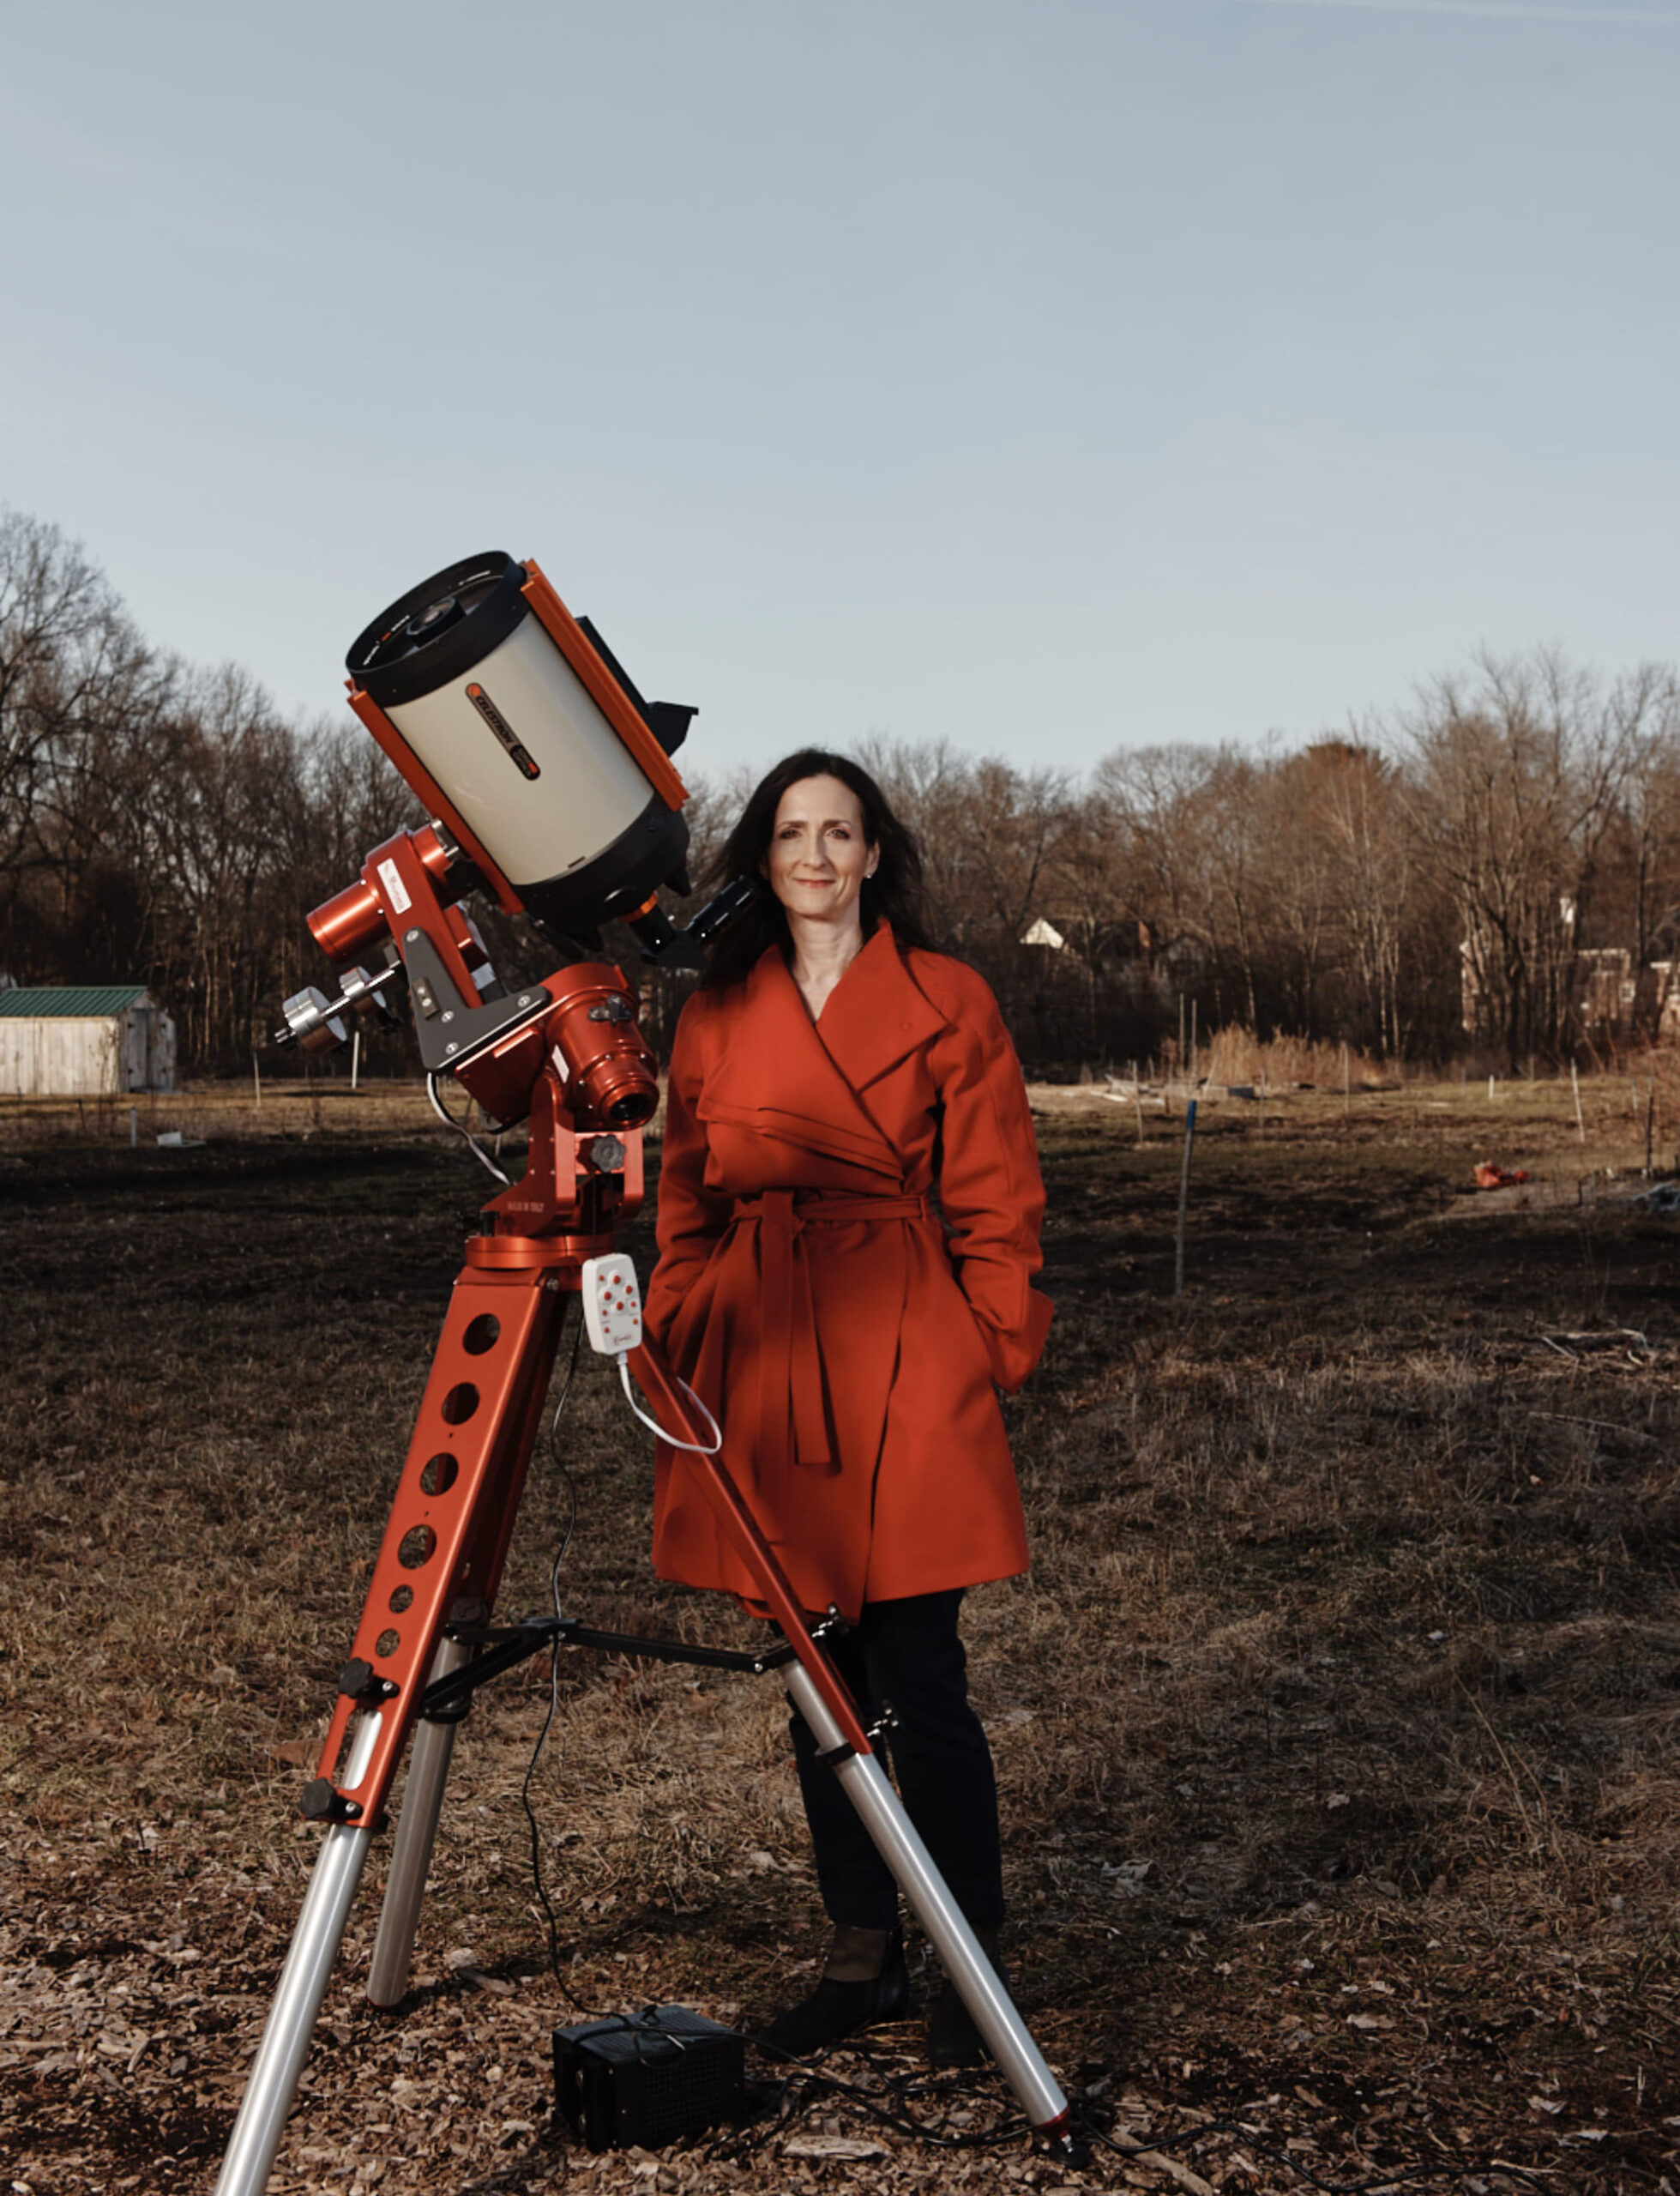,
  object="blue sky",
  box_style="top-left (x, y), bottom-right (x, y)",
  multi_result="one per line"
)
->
top-left (2, 0), bottom-right (1675, 783)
